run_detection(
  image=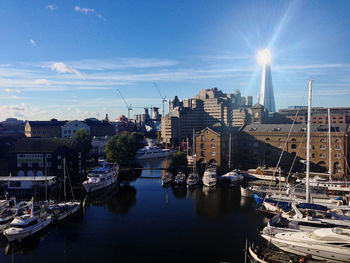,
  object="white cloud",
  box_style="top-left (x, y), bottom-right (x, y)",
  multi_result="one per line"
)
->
top-left (35, 79), bottom-right (52, 85)
top-left (10, 96), bottom-right (19, 99)
top-left (30, 39), bottom-right (36, 46)
top-left (74, 6), bottom-right (95, 14)
top-left (50, 62), bottom-right (81, 76)
top-left (4, 88), bottom-right (21, 93)
top-left (46, 5), bottom-right (57, 11)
